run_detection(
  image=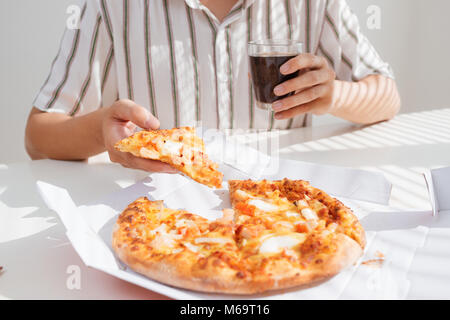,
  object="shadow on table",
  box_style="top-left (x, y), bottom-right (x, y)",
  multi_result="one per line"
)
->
top-left (280, 143), bottom-right (450, 169)
top-left (0, 159), bottom-right (149, 209)
top-left (0, 160), bottom-right (171, 299)
top-left (276, 123), bottom-right (365, 150)
top-left (236, 123), bottom-right (363, 156)
top-left (273, 111), bottom-right (450, 169)
top-left (0, 227), bottom-right (169, 299)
